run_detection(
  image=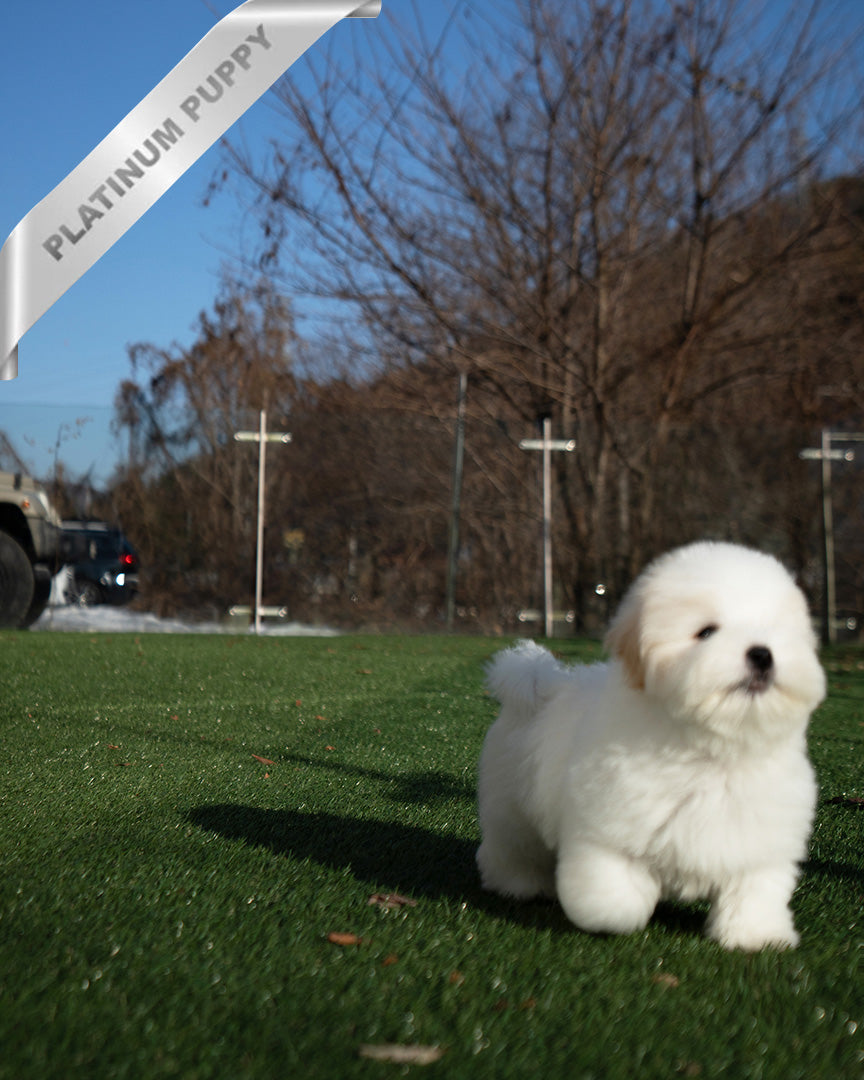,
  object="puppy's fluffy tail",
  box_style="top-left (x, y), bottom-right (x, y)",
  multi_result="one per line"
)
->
top-left (486, 640), bottom-right (566, 719)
